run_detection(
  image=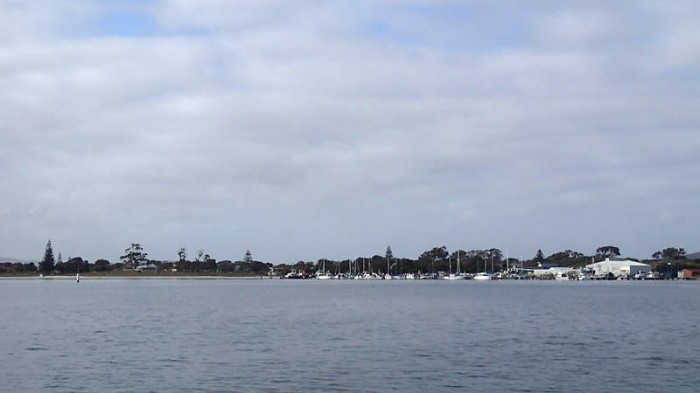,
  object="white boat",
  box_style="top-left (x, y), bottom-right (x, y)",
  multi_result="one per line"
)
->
top-left (316, 260), bottom-right (333, 279)
top-left (284, 269), bottom-right (306, 279)
top-left (473, 255), bottom-right (492, 280)
top-left (353, 258), bottom-right (378, 279)
top-left (443, 254), bottom-right (466, 280)
top-left (385, 254), bottom-right (393, 280)
top-left (354, 272), bottom-right (378, 280)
